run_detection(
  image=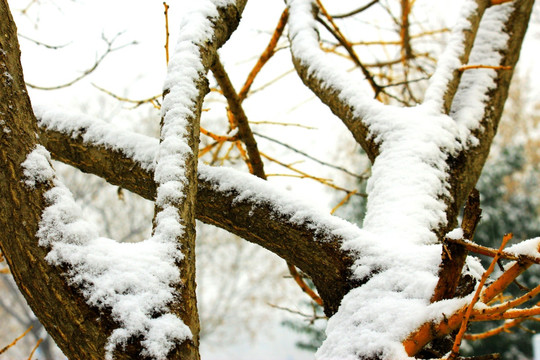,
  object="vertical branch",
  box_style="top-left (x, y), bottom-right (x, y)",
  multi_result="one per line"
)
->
top-left (431, 189), bottom-right (481, 302)
top-left (211, 56), bottom-right (266, 179)
top-left (399, 0), bottom-right (412, 64)
top-left (163, 2), bottom-right (170, 65)
top-left (212, 55), bottom-right (325, 307)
